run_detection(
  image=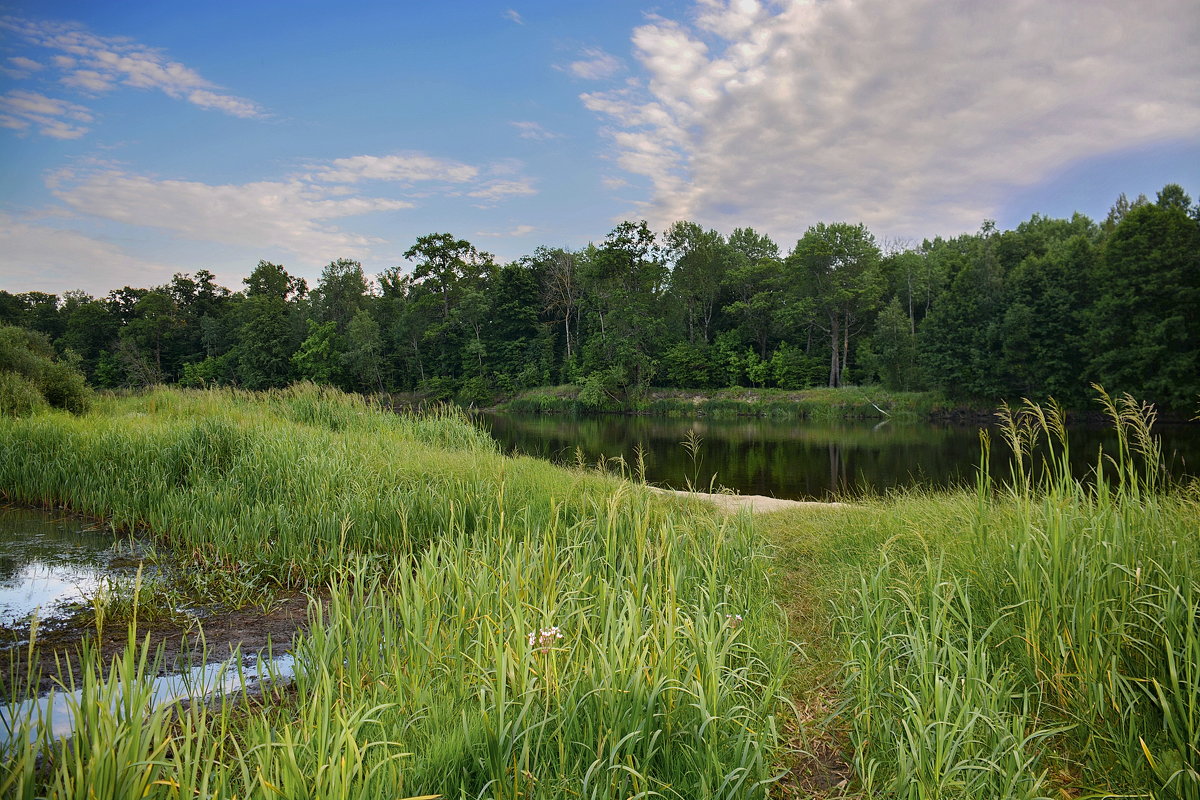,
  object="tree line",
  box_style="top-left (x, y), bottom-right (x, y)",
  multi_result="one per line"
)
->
top-left (2, 183), bottom-right (1196, 409)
